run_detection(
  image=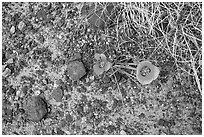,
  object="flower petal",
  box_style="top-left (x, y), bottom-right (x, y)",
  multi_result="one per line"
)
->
top-left (104, 62), bottom-right (112, 71)
top-left (93, 64), bottom-right (104, 76)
